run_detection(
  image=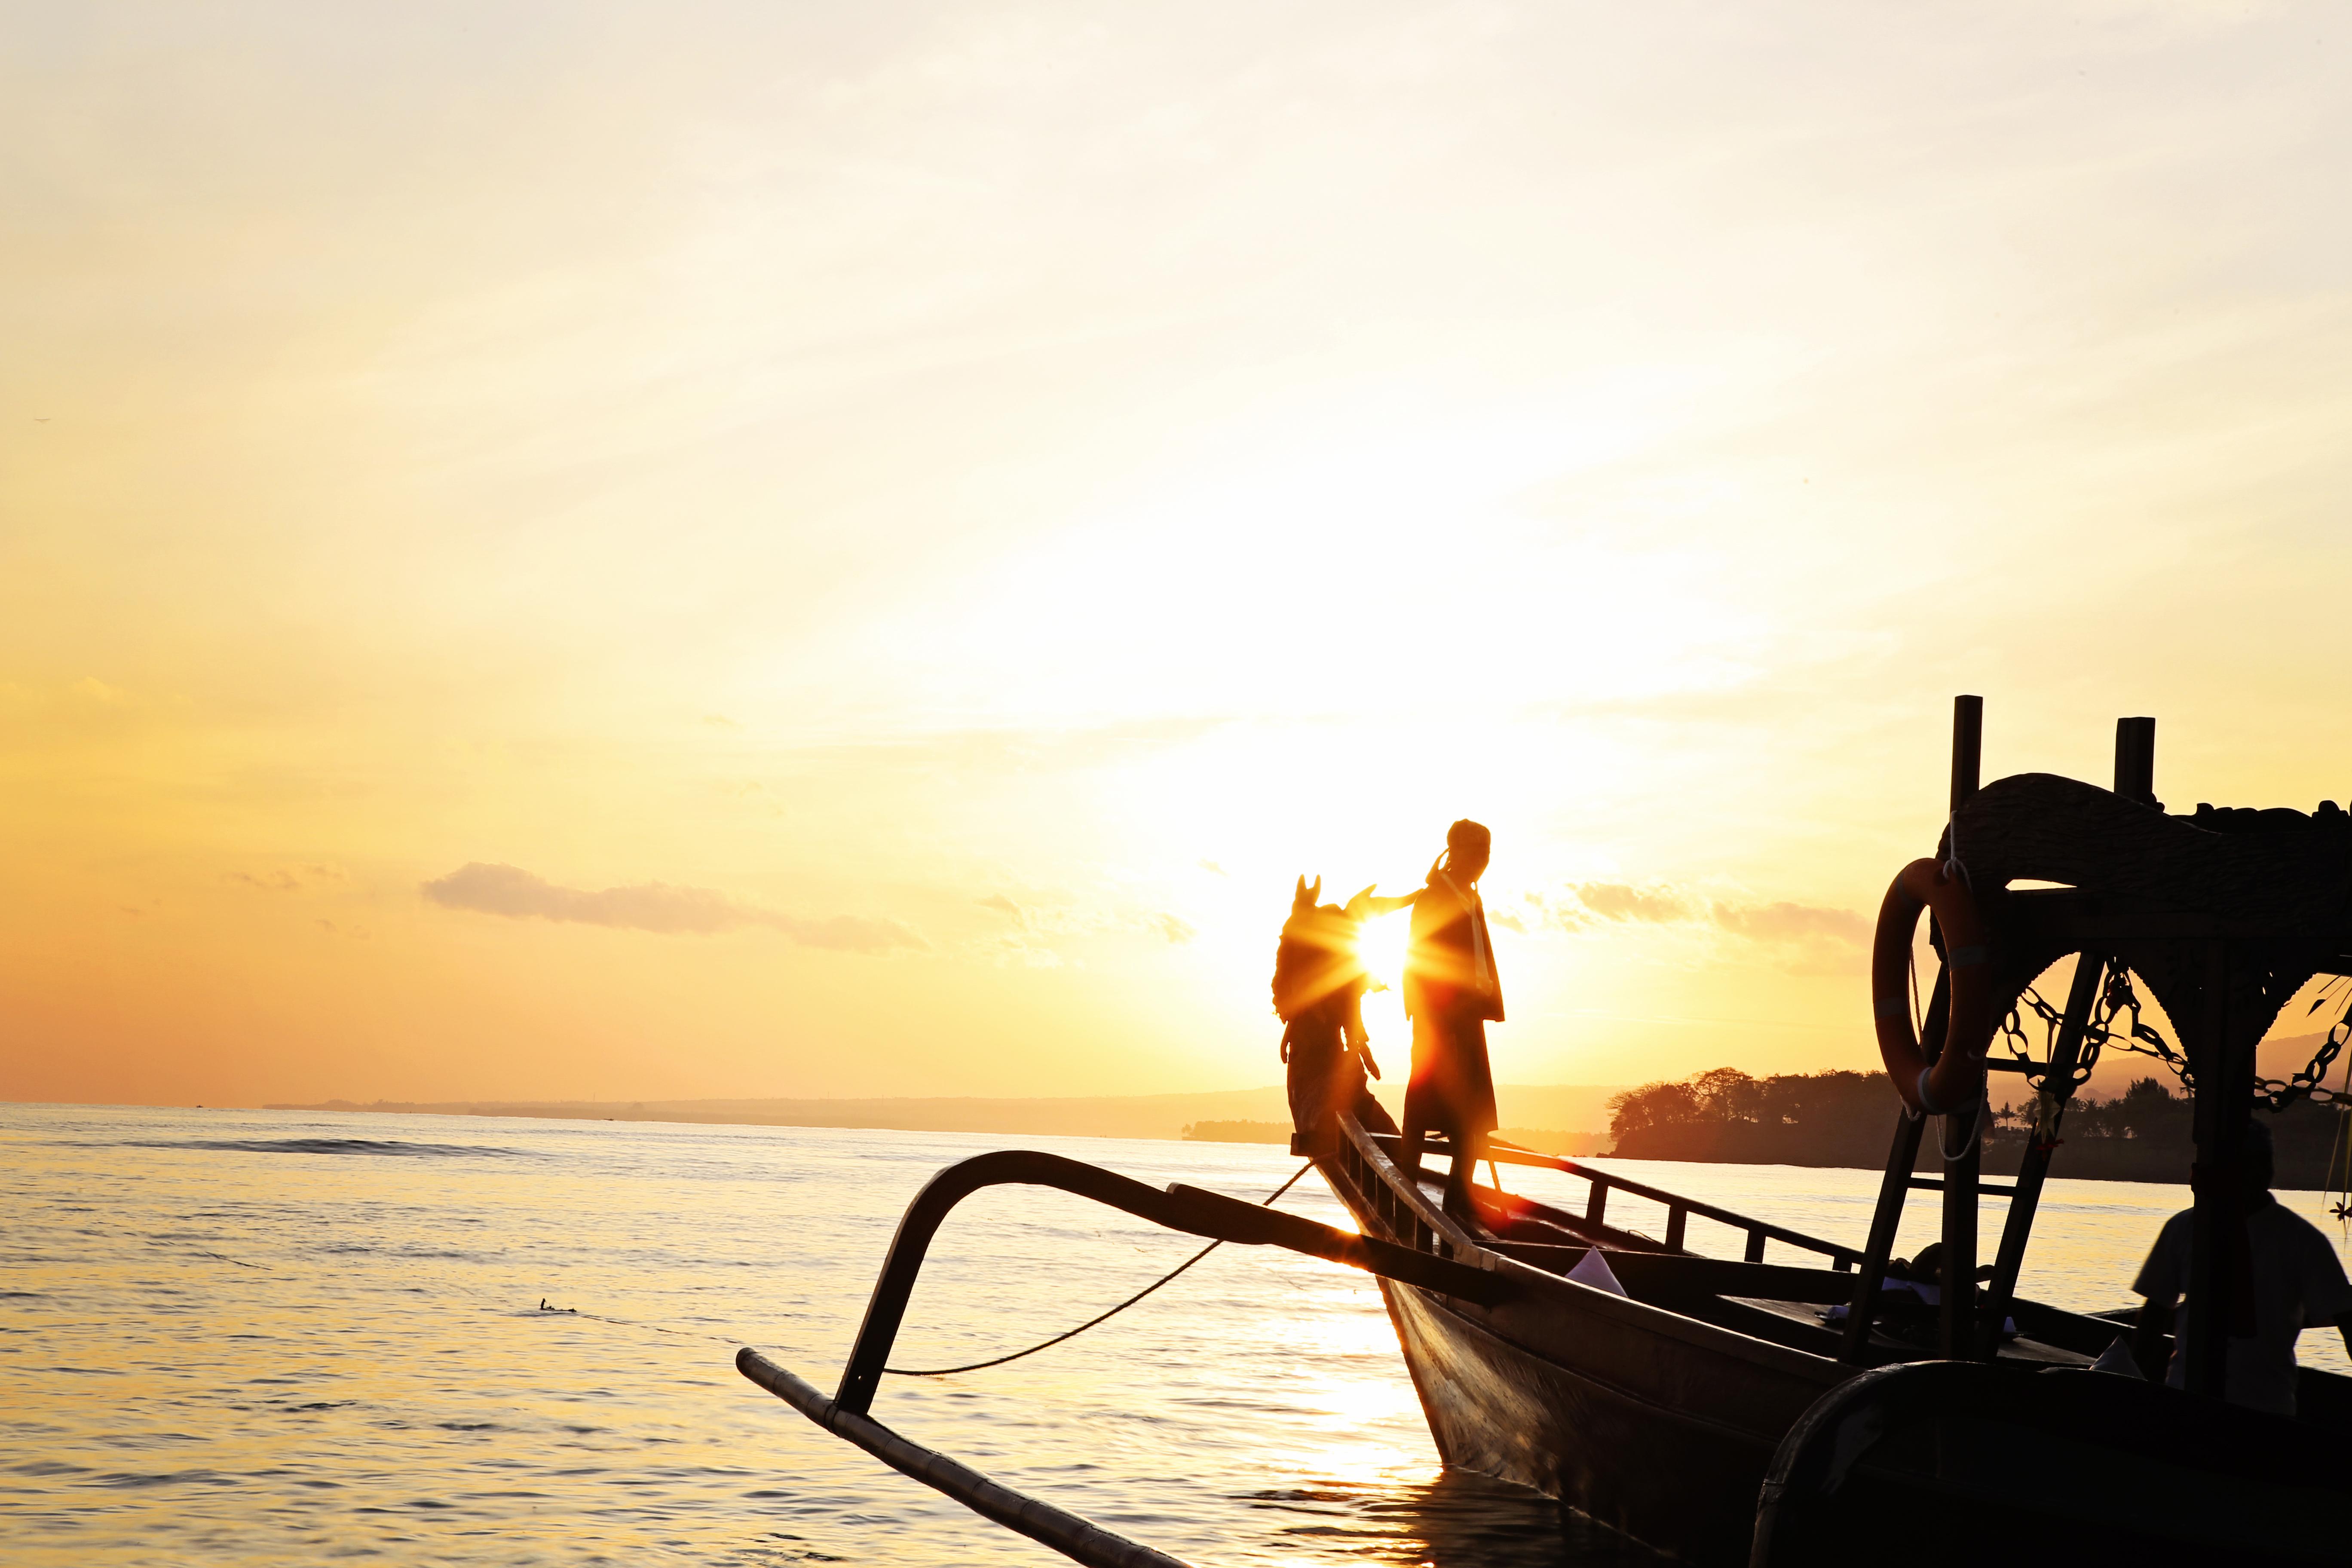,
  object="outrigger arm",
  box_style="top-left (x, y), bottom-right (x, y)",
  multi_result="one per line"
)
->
top-left (736, 1149), bottom-right (1508, 1568)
